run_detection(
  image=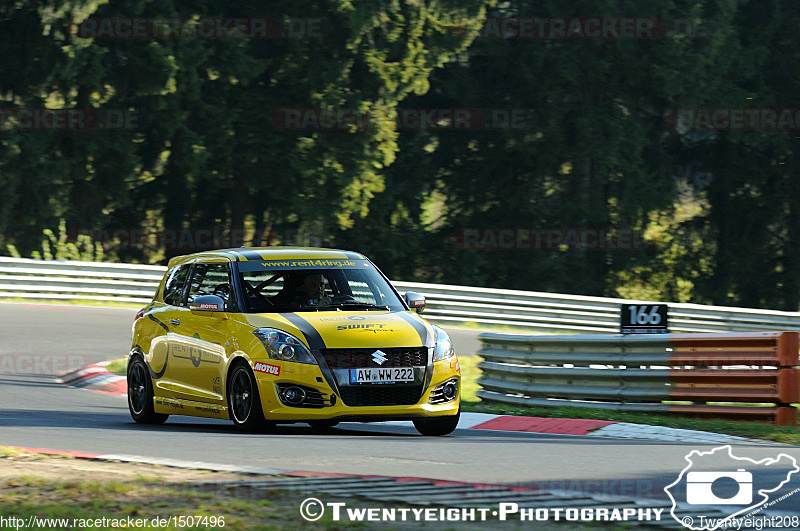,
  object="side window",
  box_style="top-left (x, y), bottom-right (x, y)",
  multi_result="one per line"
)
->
top-left (186, 263), bottom-right (232, 307)
top-left (162, 265), bottom-right (191, 306)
